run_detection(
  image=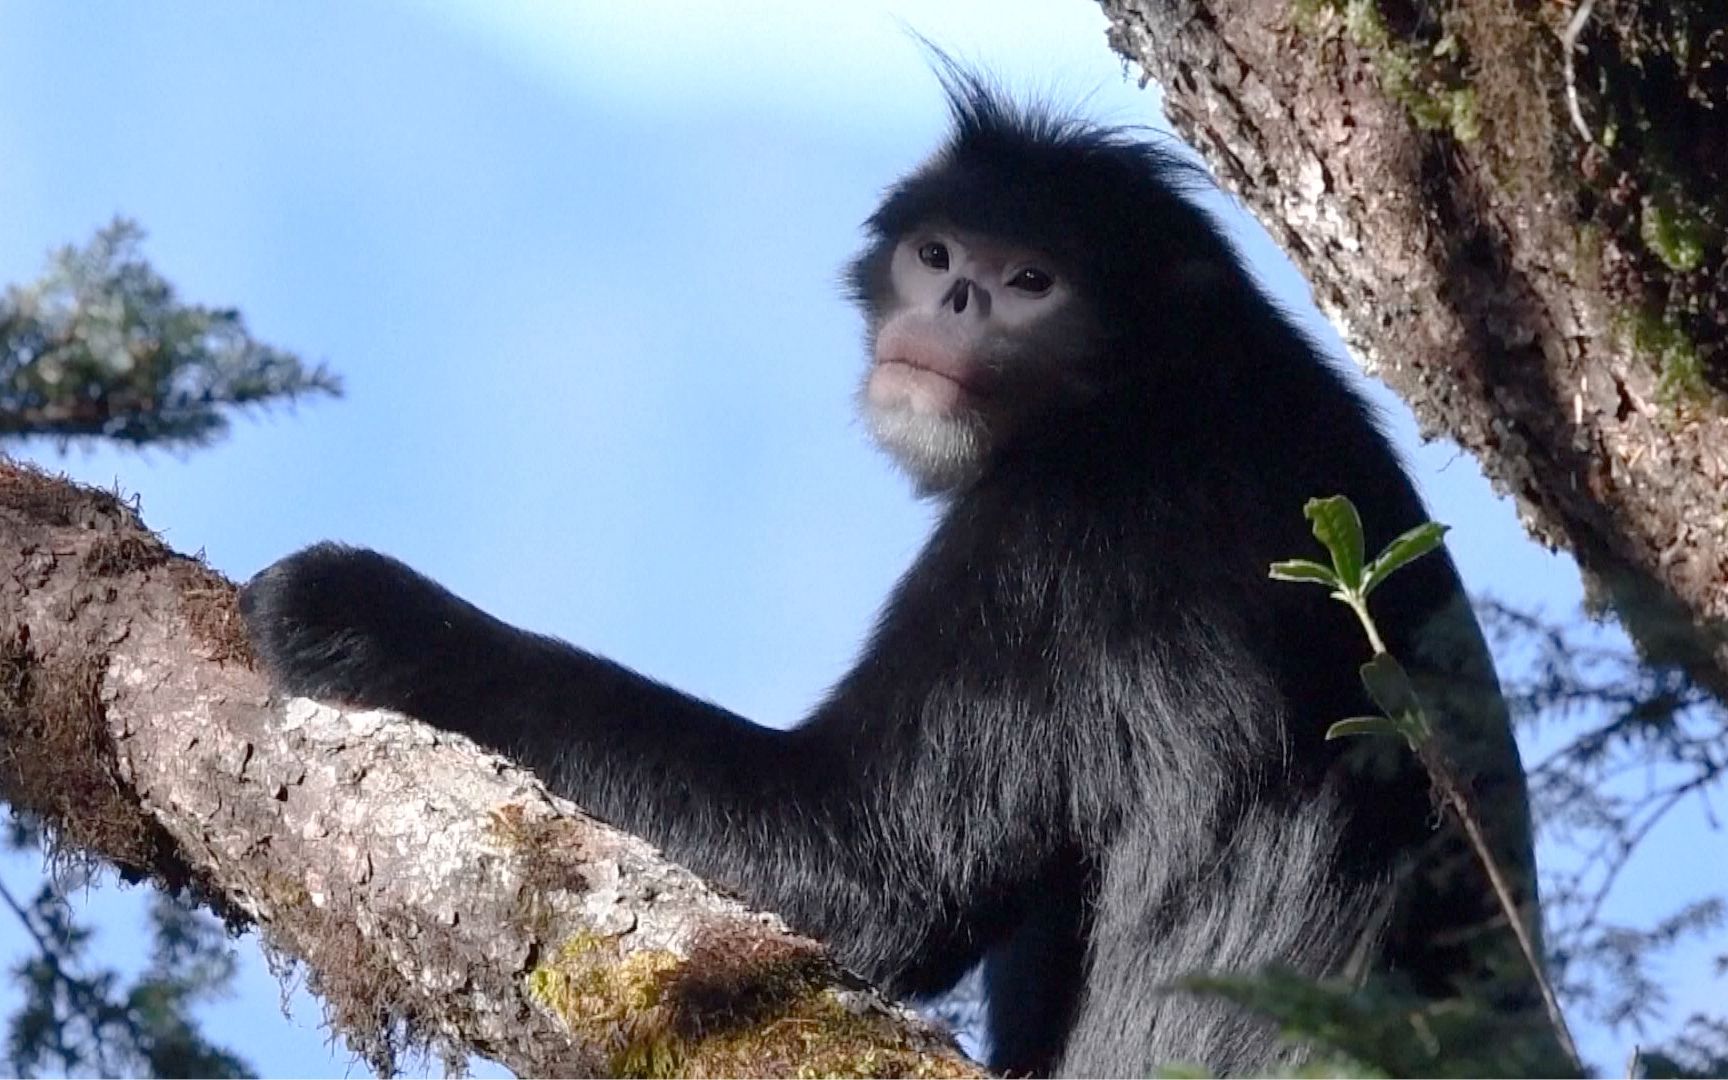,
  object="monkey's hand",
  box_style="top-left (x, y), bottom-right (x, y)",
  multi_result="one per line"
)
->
top-left (240, 542), bottom-right (484, 716)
